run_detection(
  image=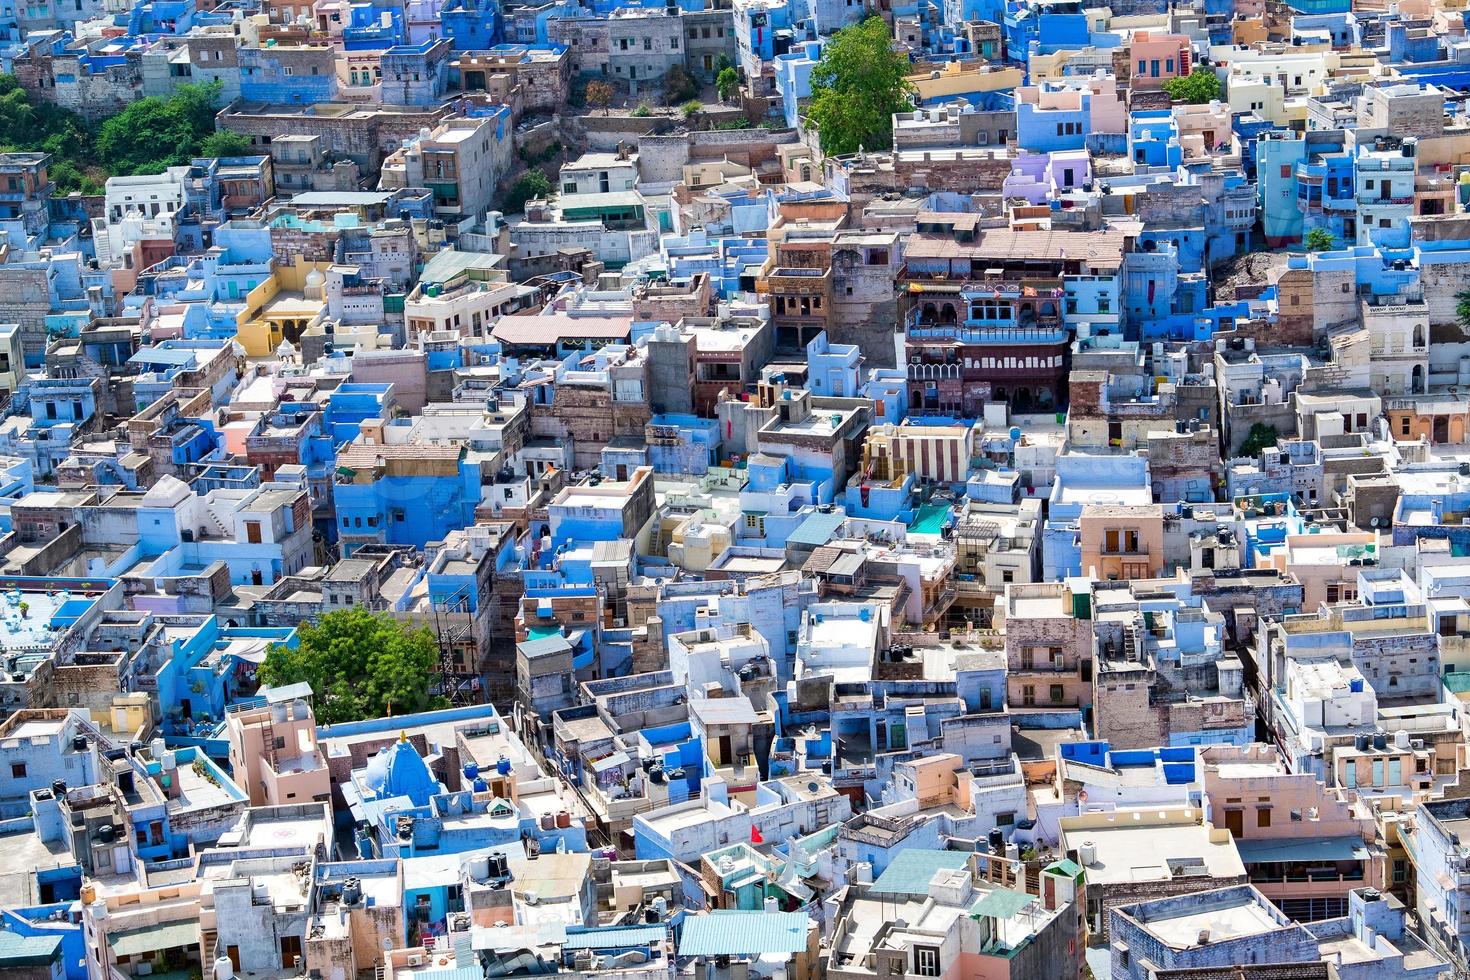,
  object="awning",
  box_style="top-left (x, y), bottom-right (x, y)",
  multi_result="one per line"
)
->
top-left (106, 921), bottom-right (198, 957)
top-left (969, 887), bottom-right (1037, 920)
top-left (1233, 835), bottom-right (1370, 864)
